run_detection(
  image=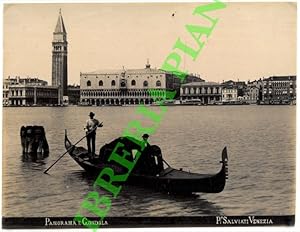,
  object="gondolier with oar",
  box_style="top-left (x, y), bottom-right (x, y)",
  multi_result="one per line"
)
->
top-left (85, 112), bottom-right (103, 158)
